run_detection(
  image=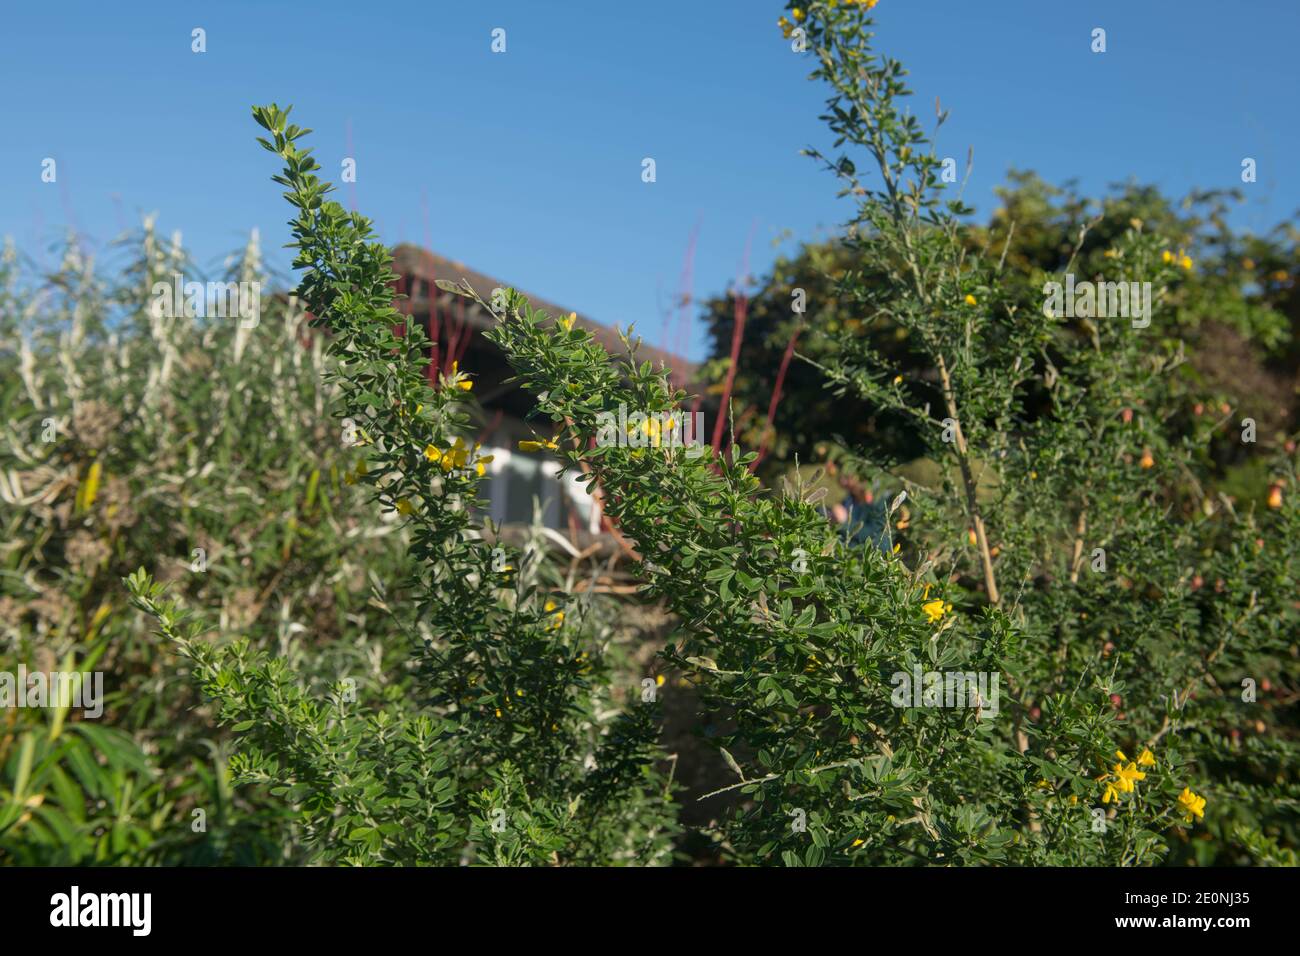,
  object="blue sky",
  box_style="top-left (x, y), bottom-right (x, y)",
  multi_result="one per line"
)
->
top-left (3, 1), bottom-right (1297, 361)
